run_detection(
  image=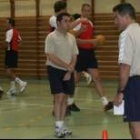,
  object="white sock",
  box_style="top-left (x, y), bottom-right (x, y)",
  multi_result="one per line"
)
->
top-left (68, 97), bottom-right (74, 106)
top-left (15, 77), bottom-right (24, 86)
top-left (55, 121), bottom-right (64, 128)
top-left (10, 81), bottom-right (16, 90)
top-left (101, 97), bottom-right (109, 106)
